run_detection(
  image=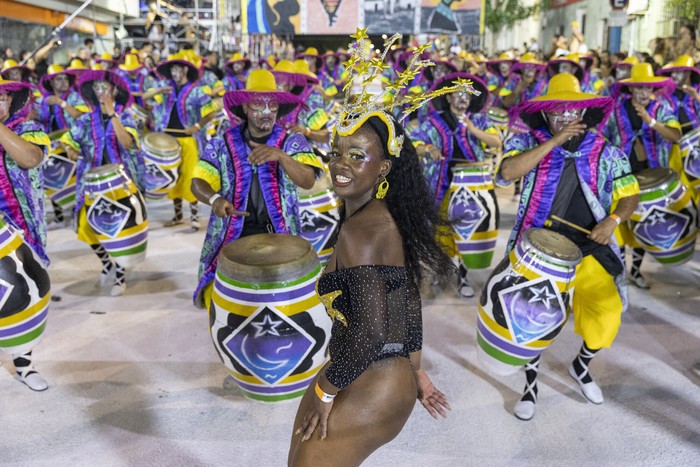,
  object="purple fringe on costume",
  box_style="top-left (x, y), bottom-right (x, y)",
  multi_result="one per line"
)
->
top-left (510, 96), bottom-right (614, 130)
